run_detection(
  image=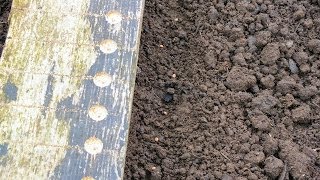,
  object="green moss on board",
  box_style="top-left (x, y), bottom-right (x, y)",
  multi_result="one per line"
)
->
top-left (12, 0), bottom-right (30, 8)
